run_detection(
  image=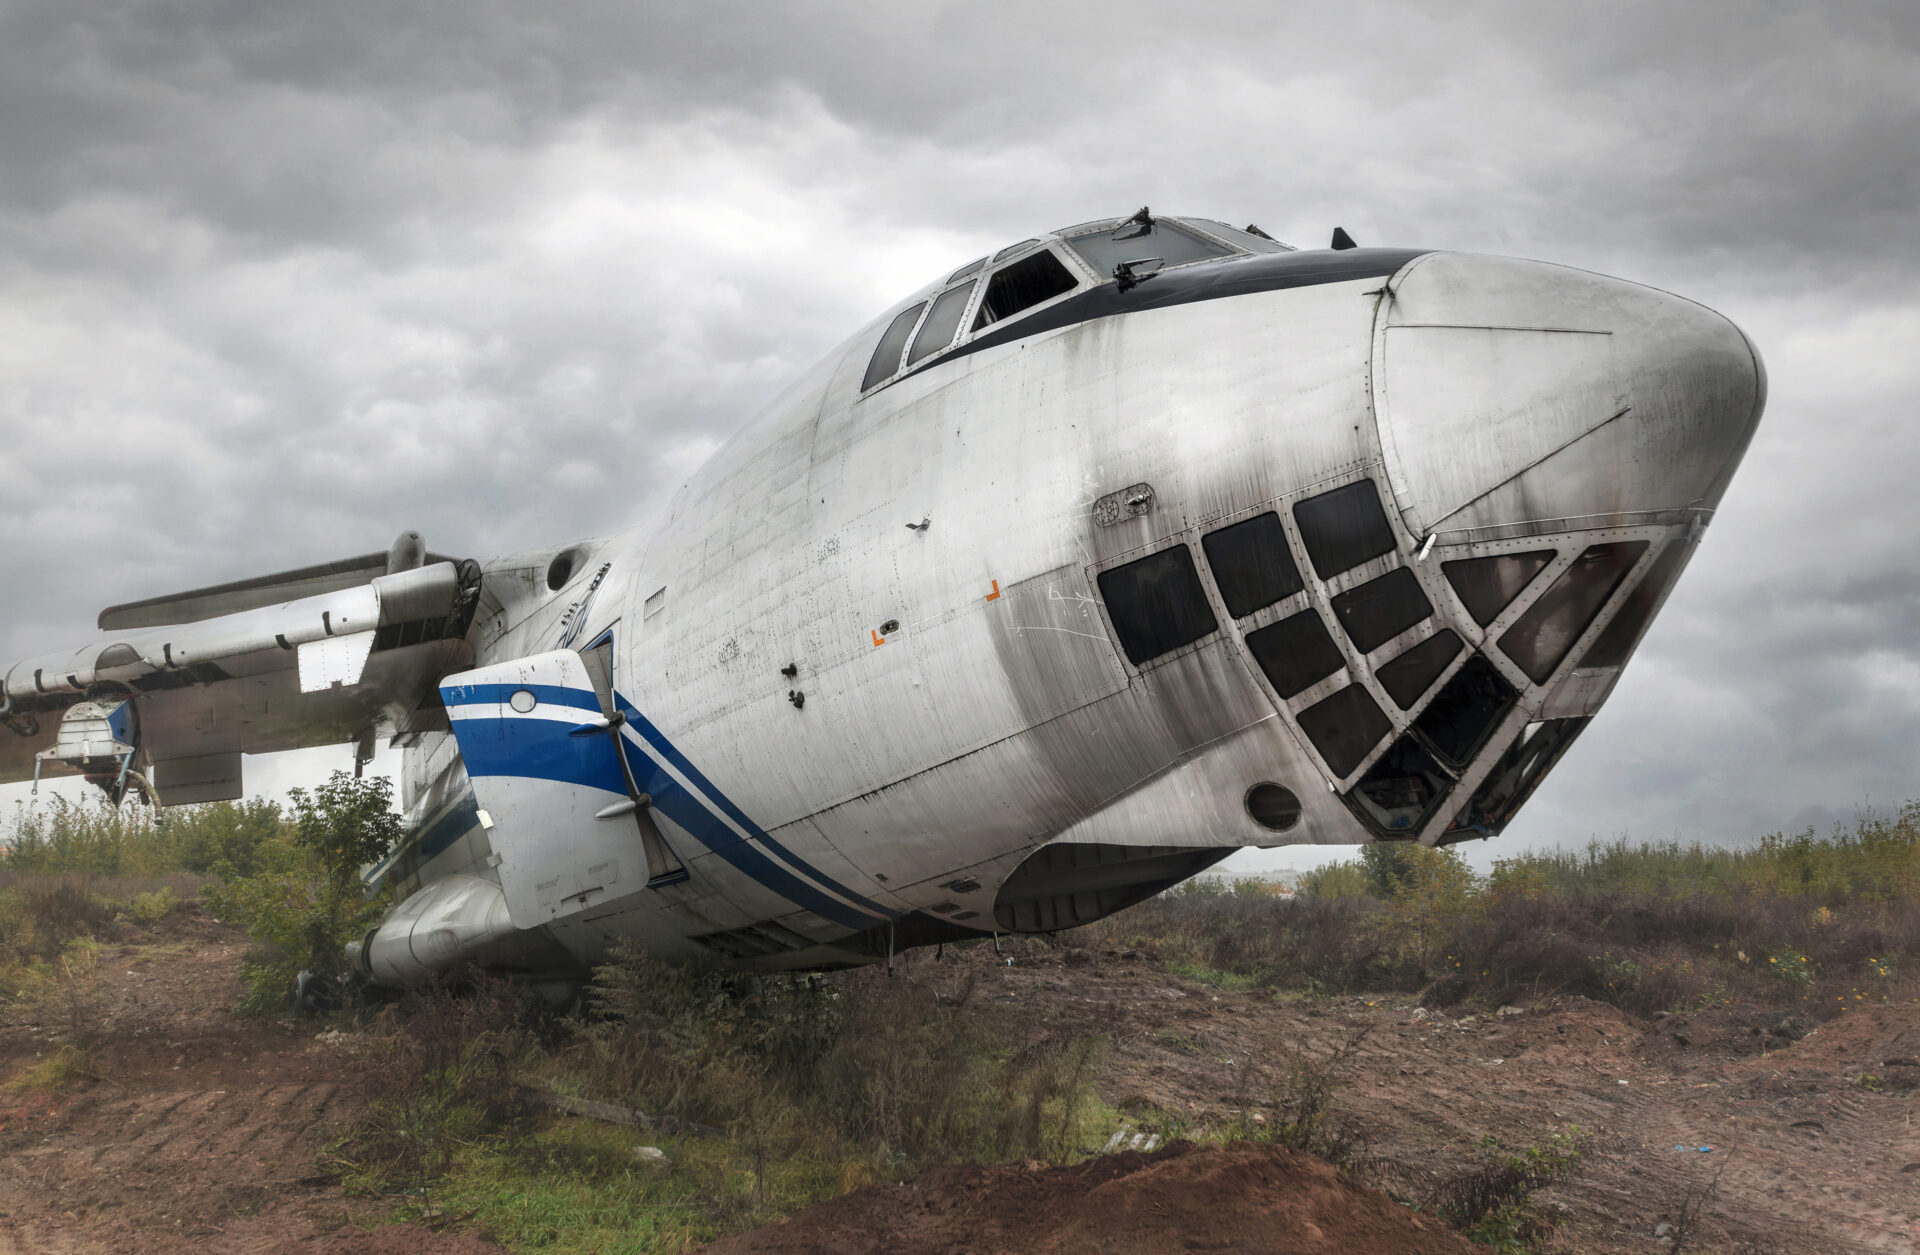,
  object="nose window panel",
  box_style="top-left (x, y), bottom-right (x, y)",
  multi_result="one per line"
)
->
top-left (1296, 683), bottom-right (1391, 778)
top-left (1330, 567), bottom-right (1433, 652)
top-left (1201, 512), bottom-right (1304, 618)
top-left (1096, 545), bottom-right (1219, 665)
top-left (1375, 629), bottom-right (1463, 710)
top-left (1410, 653), bottom-right (1516, 766)
top-left (1442, 550), bottom-right (1556, 627)
top-left (1579, 541), bottom-right (1688, 670)
top-left (1347, 736), bottom-right (1453, 834)
top-left (1245, 609), bottom-right (1345, 698)
top-left (973, 250), bottom-right (1078, 331)
top-left (1449, 717), bottom-right (1591, 836)
top-left (1292, 480), bottom-right (1398, 579)
top-left (1498, 542), bottom-right (1648, 684)
top-left (861, 301), bottom-right (927, 392)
